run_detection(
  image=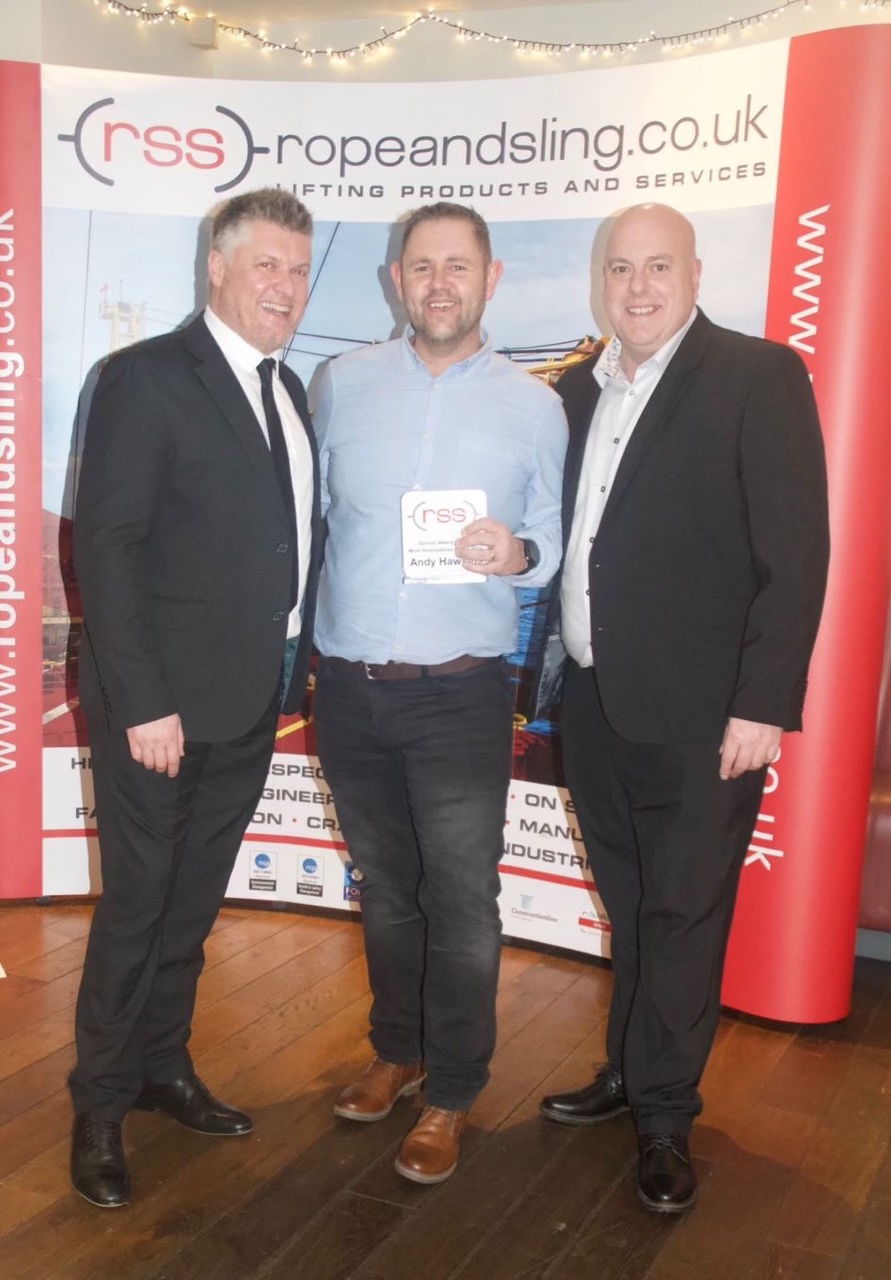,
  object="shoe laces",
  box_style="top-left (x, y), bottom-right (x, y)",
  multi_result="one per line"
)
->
top-left (418, 1106), bottom-right (465, 1133)
top-left (642, 1133), bottom-right (689, 1159)
top-left (80, 1115), bottom-right (123, 1155)
top-left (369, 1058), bottom-right (418, 1079)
